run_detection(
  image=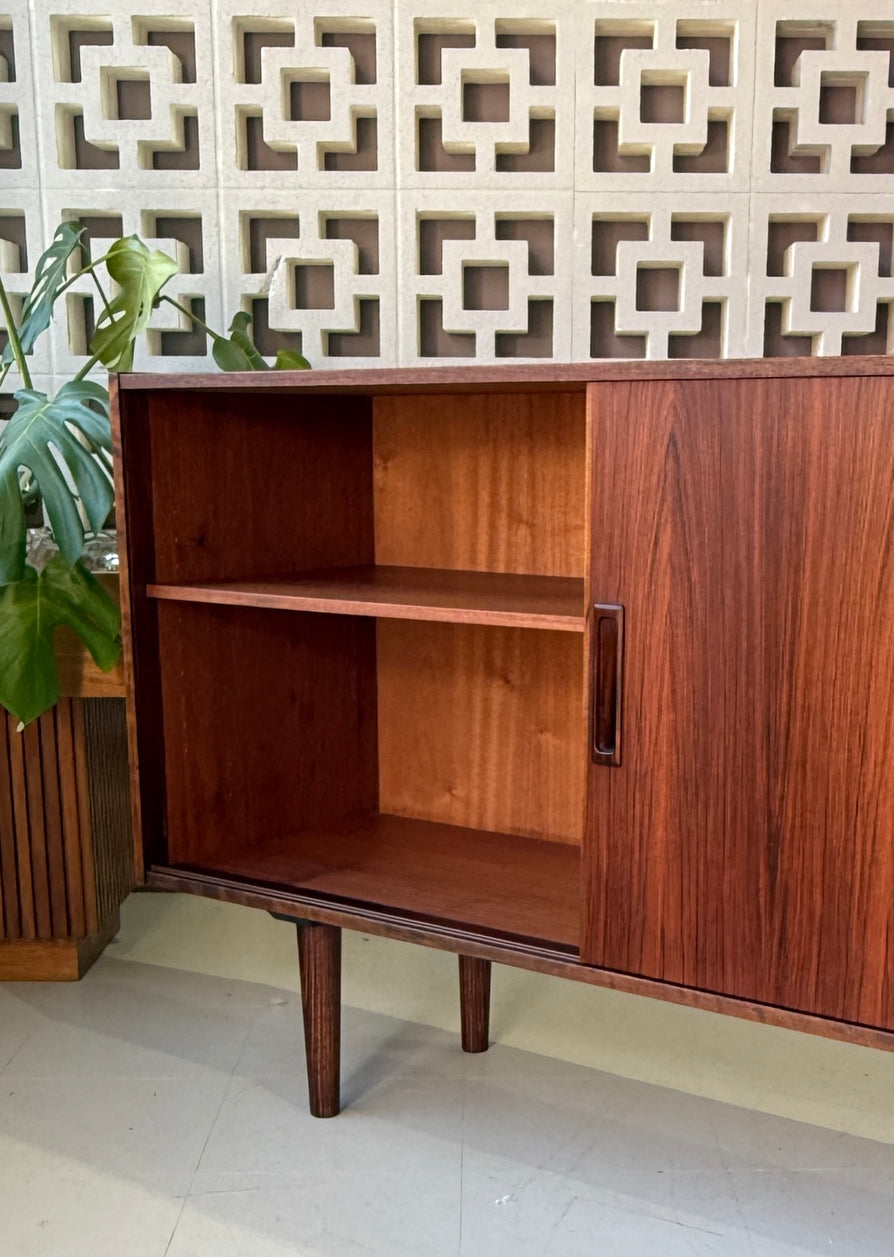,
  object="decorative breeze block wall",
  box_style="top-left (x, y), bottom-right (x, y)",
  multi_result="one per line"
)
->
top-left (2, 0), bottom-right (894, 384)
